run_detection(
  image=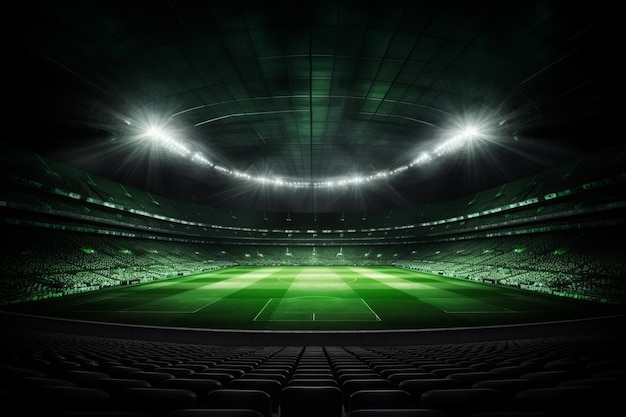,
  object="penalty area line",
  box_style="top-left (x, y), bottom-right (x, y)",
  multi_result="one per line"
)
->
top-left (117, 298), bottom-right (223, 314)
top-left (361, 298), bottom-right (382, 321)
top-left (253, 298), bottom-right (273, 321)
